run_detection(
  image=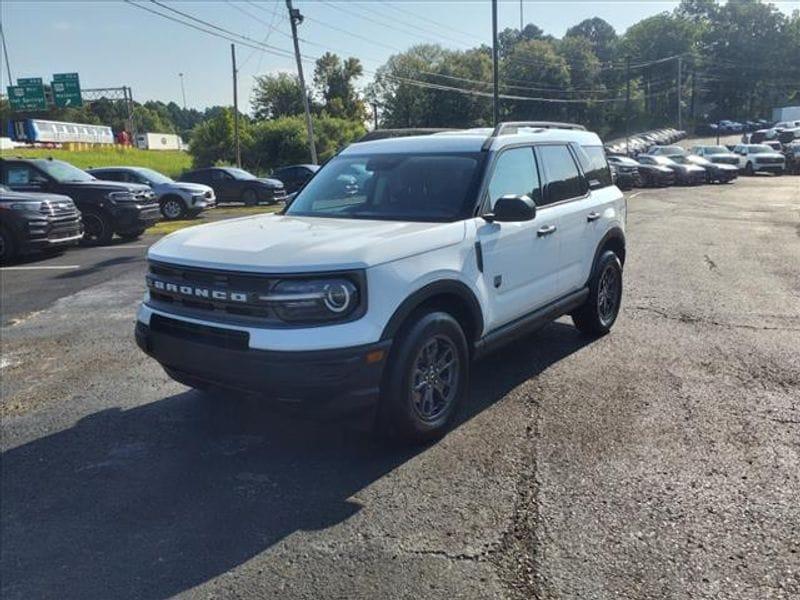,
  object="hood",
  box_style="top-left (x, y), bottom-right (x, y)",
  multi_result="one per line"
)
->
top-left (158, 182), bottom-right (213, 194)
top-left (148, 213), bottom-right (466, 273)
top-left (712, 163), bottom-right (739, 171)
top-left (255, 177), bottom-right (284, 188)
top-left (0, 189), bottom-right (74, 203)
top-left (58, 180), bottom-right (151, 193)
